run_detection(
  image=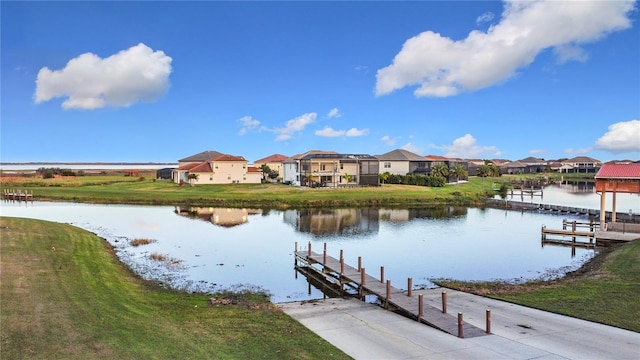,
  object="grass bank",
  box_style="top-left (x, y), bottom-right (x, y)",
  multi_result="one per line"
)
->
top-left (0, 217), bottom-right (349, 359)
top-left (436, 239), bottom-right (640, 332)
top-left (0, 175), bottom-right (500, 208)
